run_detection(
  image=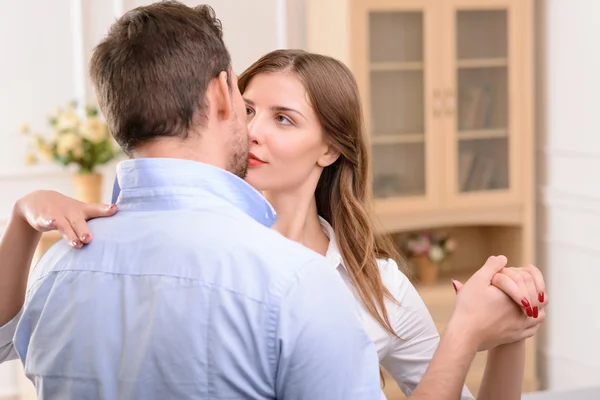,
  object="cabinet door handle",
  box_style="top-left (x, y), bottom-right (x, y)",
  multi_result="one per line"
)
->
top-left (432, 89), bottom-right (443, 117)
top-left (444, 89), bottom-right (456, 116)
